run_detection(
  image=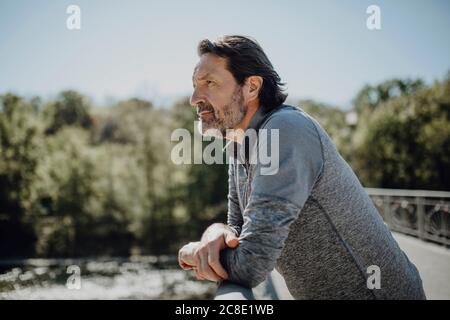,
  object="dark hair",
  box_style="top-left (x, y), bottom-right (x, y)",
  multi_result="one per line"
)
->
top-left (197, 35), bottom-right (287, 111)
